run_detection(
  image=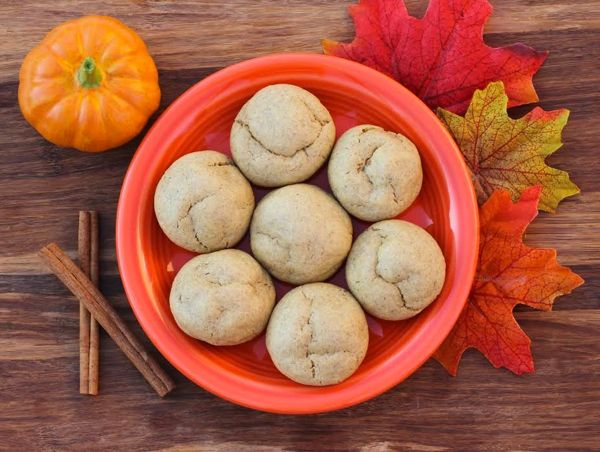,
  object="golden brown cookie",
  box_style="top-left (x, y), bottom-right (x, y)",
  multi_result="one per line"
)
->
top-left (154, 151), bottom-right (254, 253)
top-left (231, 84), bottom-right (335, 187)
top-left (328, 125), bottom-right (422, 221)
top-left (170, 249), bottom-right (276, 346)
top-left (346, 220), bottom-right (446, 320)
top-left (250, 184), bottom-right (352, 284)
top-left (266, 283), bottom-right (369, 386)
